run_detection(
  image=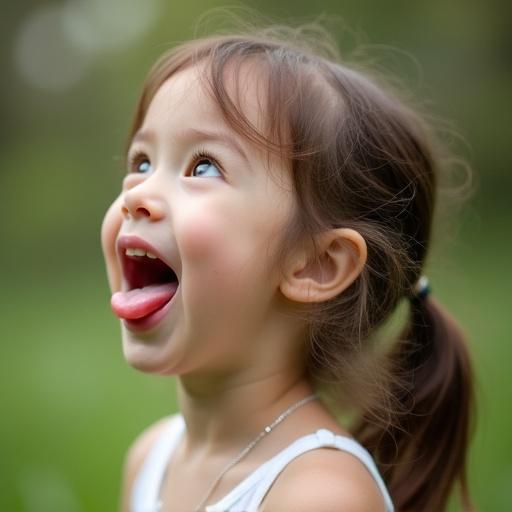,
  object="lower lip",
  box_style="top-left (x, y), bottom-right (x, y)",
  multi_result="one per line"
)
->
top-left (123, 286), bottom-right (179, 333)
